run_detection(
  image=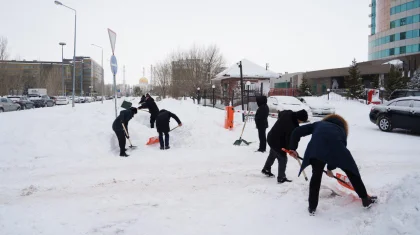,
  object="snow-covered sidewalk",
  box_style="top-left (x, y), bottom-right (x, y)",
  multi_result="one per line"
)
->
top-left (0, 98), bottom-right (419, 235)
